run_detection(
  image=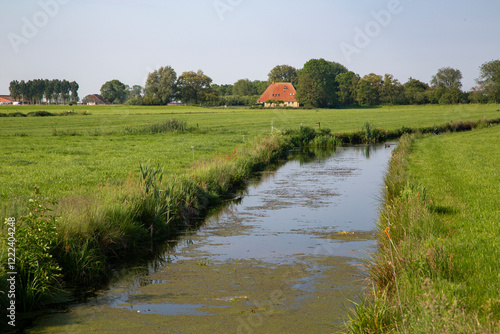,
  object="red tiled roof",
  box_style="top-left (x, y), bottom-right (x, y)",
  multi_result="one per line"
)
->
top-left (257, 83), bottom-right (297, 103)
top-left (86, 94), bottom-right (110, 104)
top-left (0, 95), bottom-right (14, 103)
